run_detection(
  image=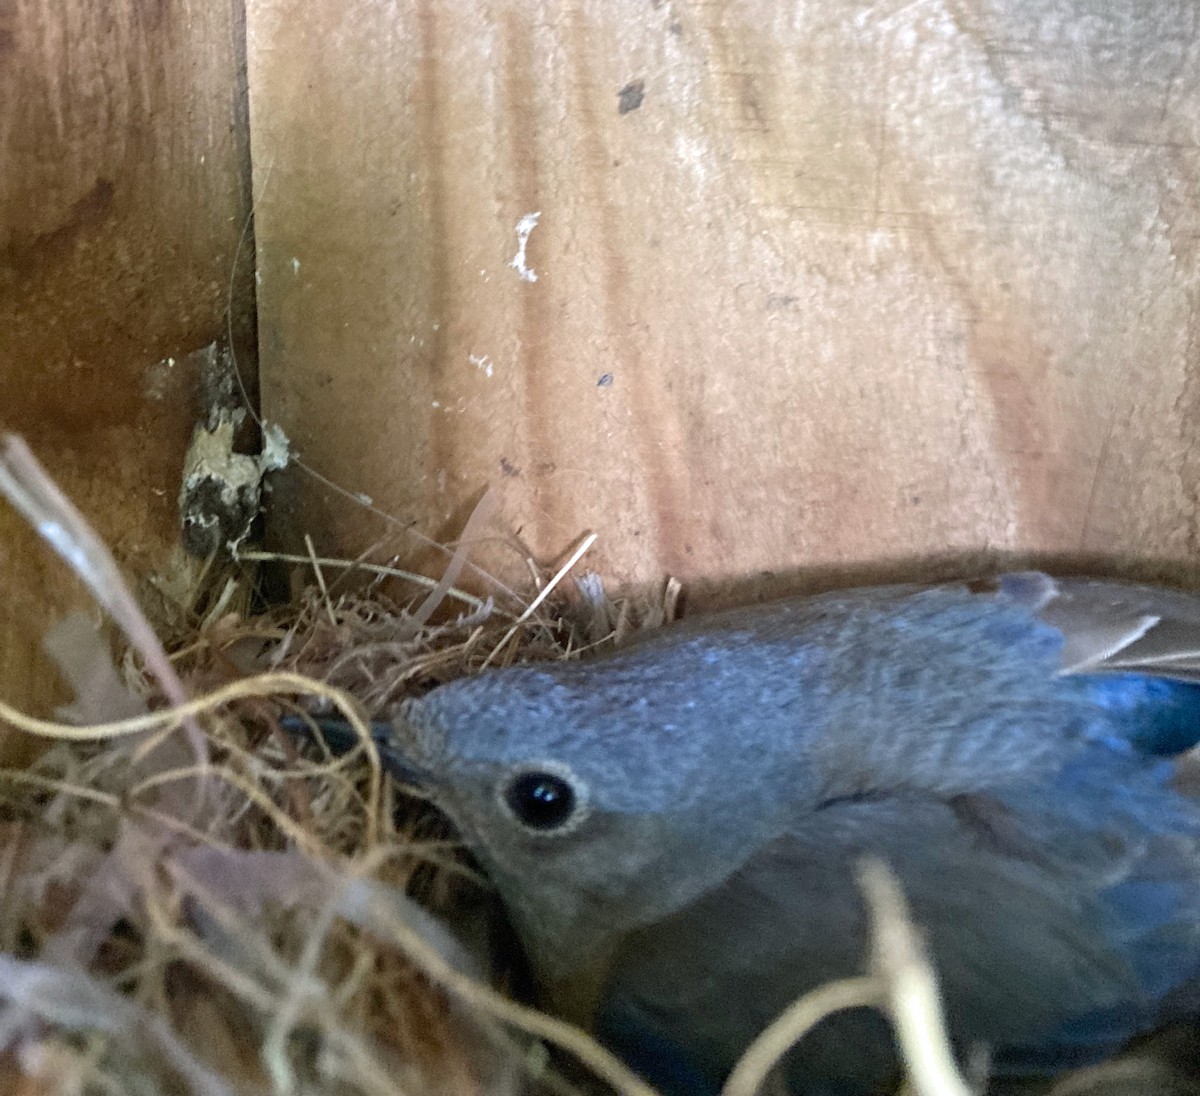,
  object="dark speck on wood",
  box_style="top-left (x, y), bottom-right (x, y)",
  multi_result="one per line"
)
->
top-left (617, 80), bottom-right (645, 115)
